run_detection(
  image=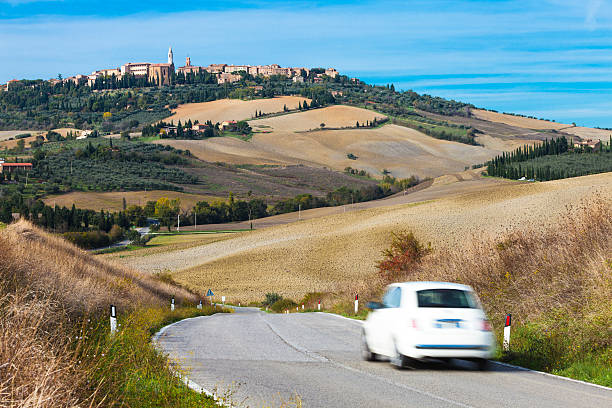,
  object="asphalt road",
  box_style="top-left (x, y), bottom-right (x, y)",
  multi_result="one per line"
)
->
top-left (156, 308), bottom-right (611, 408)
